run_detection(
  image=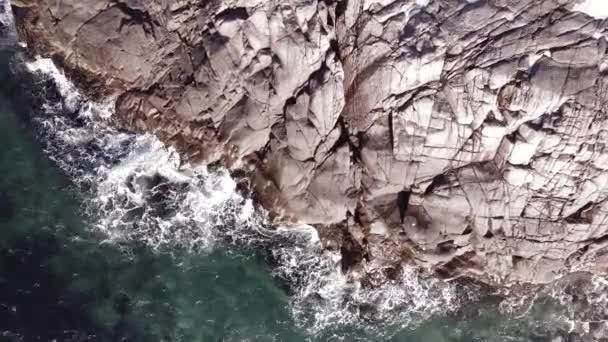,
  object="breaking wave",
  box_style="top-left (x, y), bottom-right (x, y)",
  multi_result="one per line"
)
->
top-left (22, 57), bottom-right (608, 340)
top-left (23, 57), bottom-right (463, 337)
